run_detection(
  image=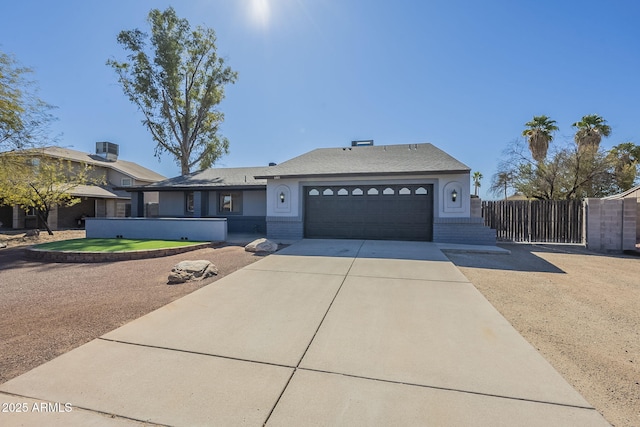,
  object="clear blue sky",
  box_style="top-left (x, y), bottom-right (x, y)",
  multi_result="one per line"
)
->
top-left (2, 0), bottom-right (639, 199)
